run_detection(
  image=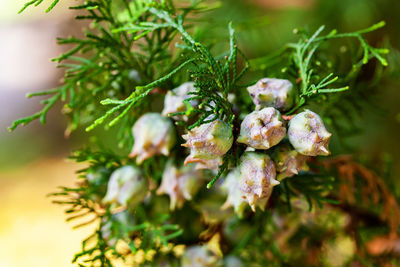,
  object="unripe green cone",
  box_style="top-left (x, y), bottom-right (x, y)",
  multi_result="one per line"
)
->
top-left (238, 152), bottom-right (280, 211)
top-left (103, 165), bottom-right (148, 207)
top-left (157, 161), bottom-right (204, 210)
top-left (221, 169), bottom-right (248, 217)
top-left (247, 78), bottom-right (295, 111)
top-left (130, 113), bottom-right (176, 164)
top-left (288, 110), bottom-right (332, 156)
top-left (237, 107), bottom-right (286, 150)
top-left (162, 82), bottom-right (197, 121)
top-left (273, 145), bottom-right (309, 180)
top-left (182, 119), bottom-right (233, 170)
